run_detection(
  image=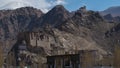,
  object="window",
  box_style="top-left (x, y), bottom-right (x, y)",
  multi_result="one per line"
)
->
top-left (64, 58), bottom-right (71, 68)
